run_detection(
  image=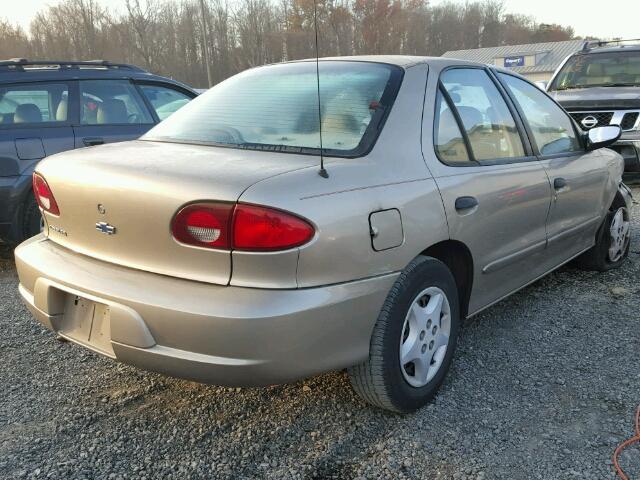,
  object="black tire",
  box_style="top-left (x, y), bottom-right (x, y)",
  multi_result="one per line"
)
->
top-left (574, 206), bottom-right (630, 272)
top-left (348, 256), bottom-right (460, 413)
top-left (21, 195), bottom-right (43, 241)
